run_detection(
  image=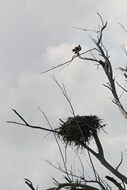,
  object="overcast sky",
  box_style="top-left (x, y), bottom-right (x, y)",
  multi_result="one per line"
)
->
top-left (1, 1), bottom-right (127, 190)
